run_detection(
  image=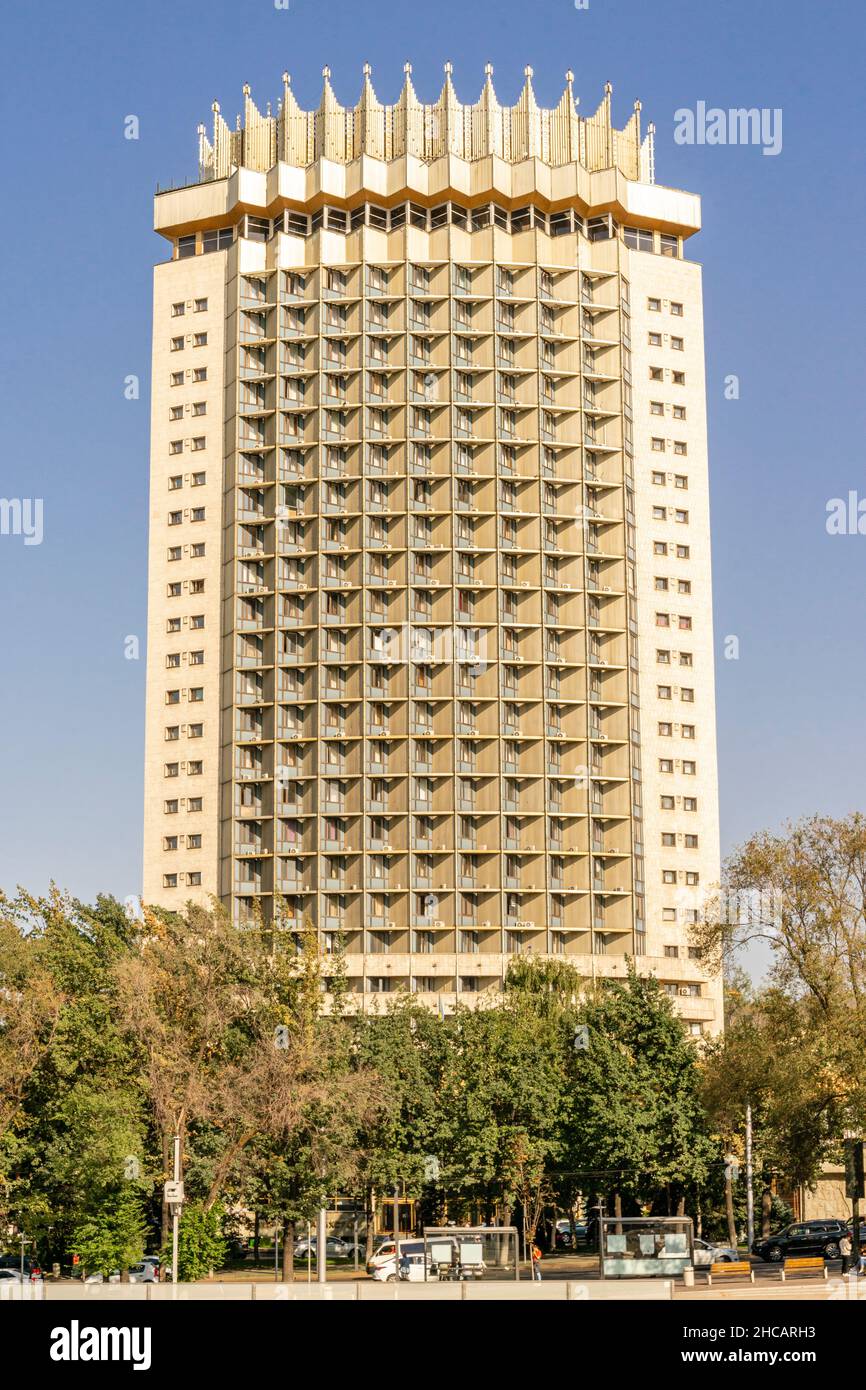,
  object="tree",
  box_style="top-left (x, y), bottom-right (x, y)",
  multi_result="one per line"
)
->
top-left (565, 966), bottom-right (720, 1217)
